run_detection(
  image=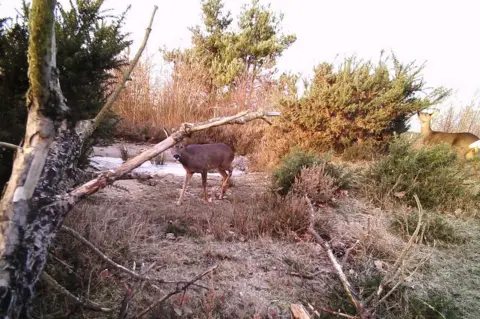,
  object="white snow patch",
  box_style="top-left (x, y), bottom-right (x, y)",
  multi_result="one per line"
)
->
top-left (88, 156), bottom-right (244, 177)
